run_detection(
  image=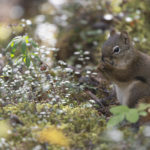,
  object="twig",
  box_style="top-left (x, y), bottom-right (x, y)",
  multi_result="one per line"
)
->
top-left (86, 90), bottom-right (104, 107)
